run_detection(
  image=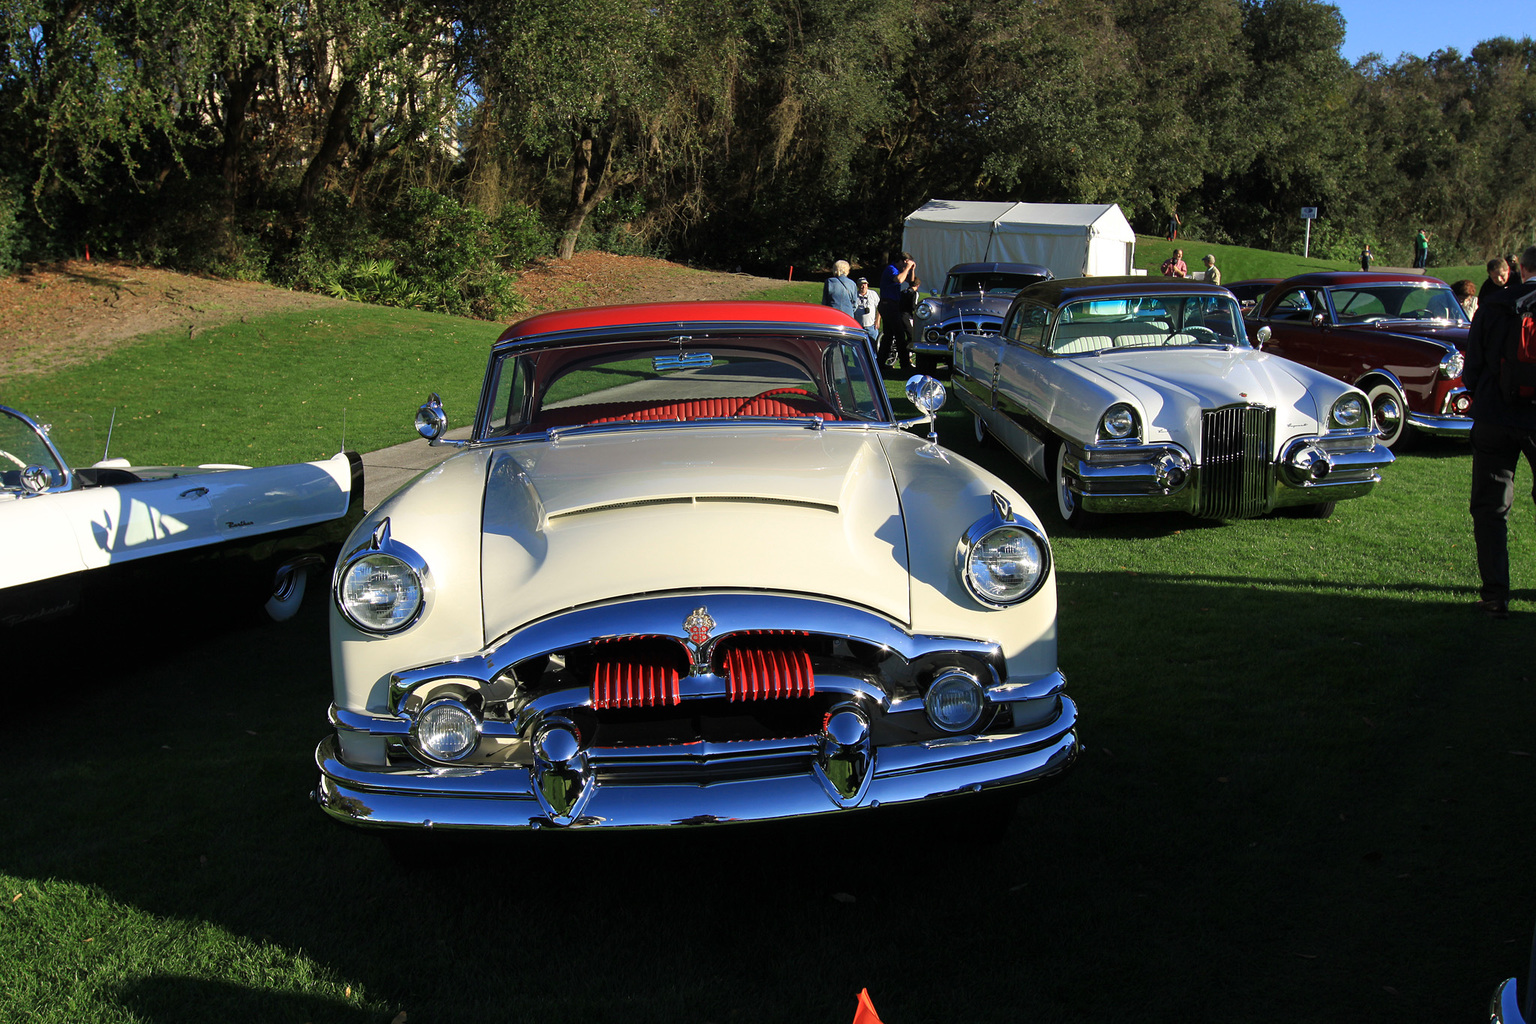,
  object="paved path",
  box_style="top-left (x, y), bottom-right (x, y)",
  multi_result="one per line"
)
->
top-left (359, 427), bottom-right (469, 510)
